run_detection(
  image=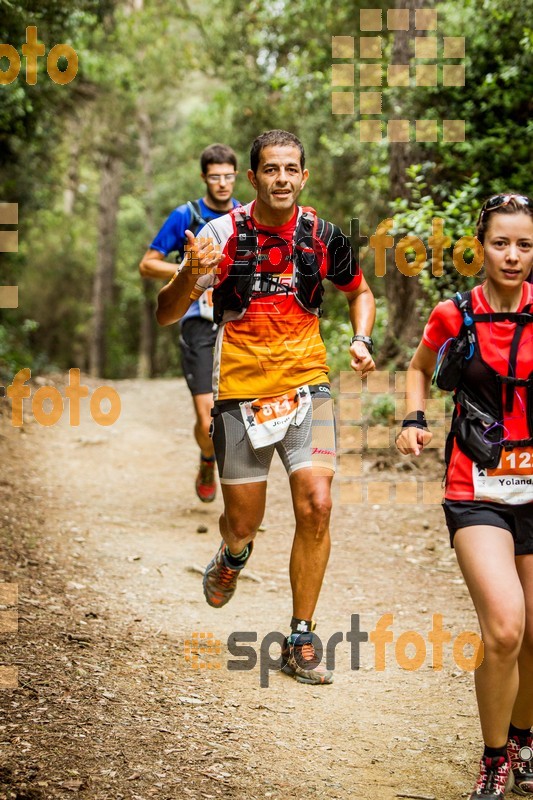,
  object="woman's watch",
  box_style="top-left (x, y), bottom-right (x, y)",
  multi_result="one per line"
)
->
top-left (350, 334), bottom-right (374, 354)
